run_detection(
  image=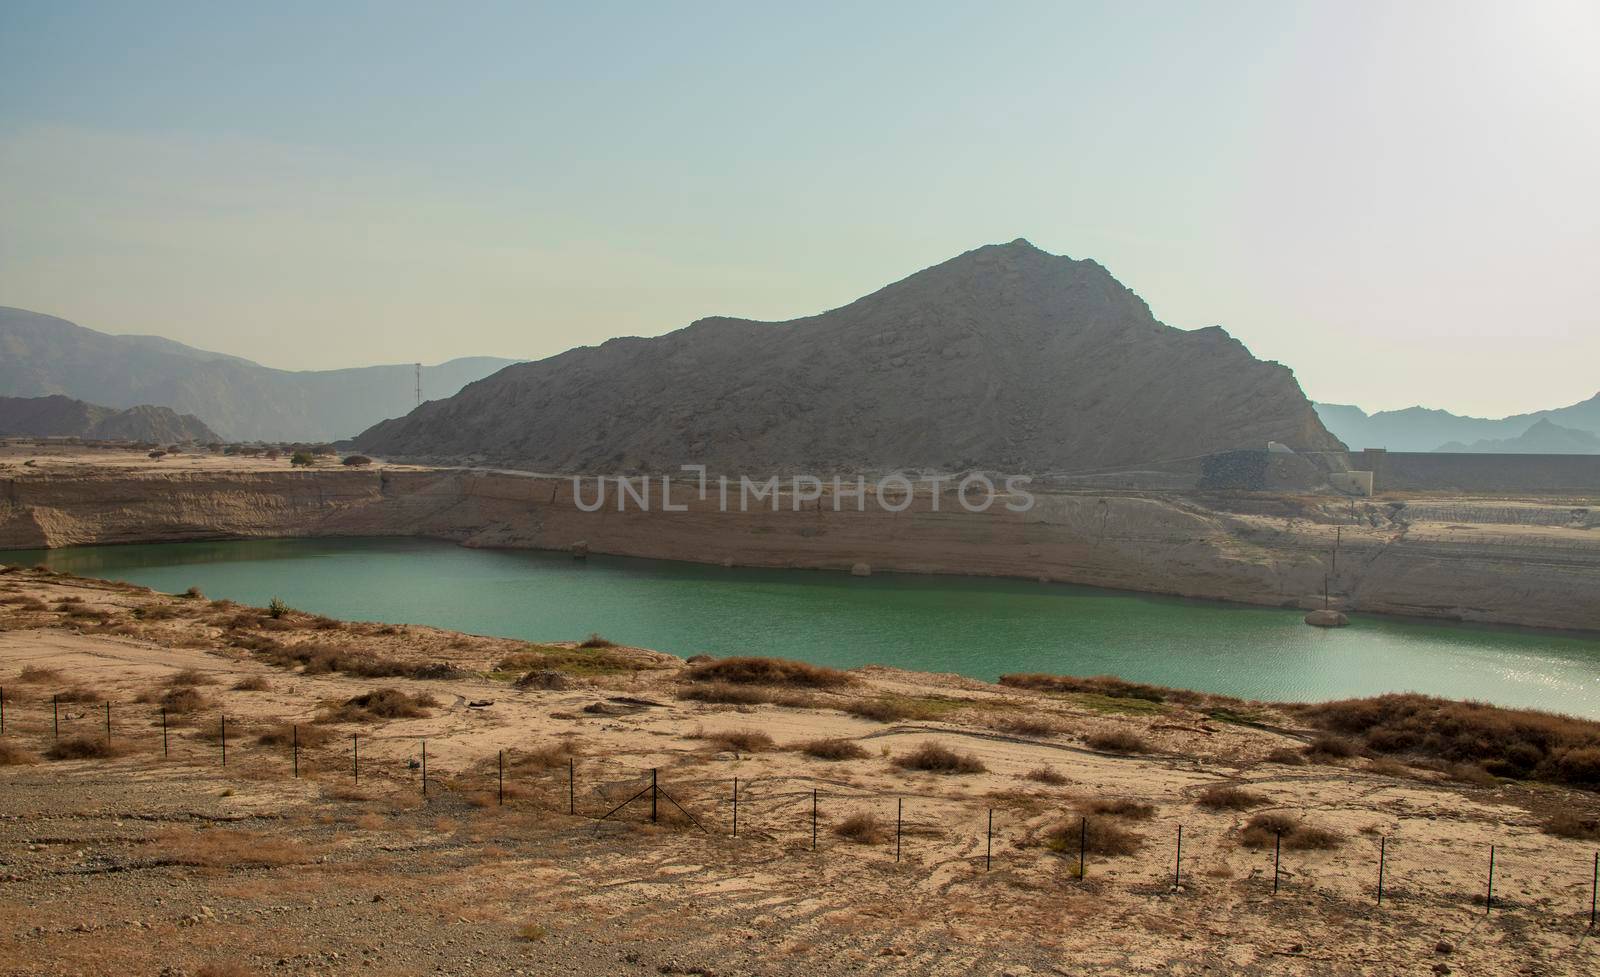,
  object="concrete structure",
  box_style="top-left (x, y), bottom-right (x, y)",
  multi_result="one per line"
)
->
top-left (1350, 448), bottom-right (1600, 495)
